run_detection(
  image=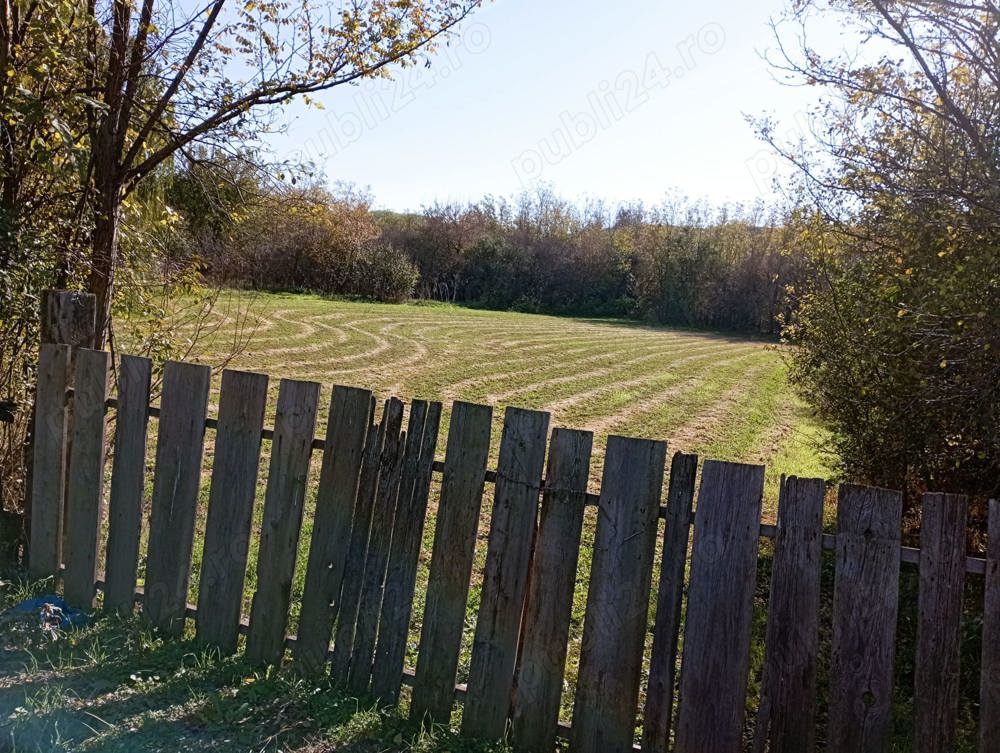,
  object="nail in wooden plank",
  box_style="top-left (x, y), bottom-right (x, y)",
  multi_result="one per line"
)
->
top-left (348, 397), bottom-right (407, 692)
top-left (371, 400), bottom-right (442, 703)
top-left (63, 348), bottom-right (110, 607)
top-left (675, 460), bottom-right (766, 753)
top-left (28, 343), bottom-right (71, 582)
top-left (981, 498), bottom-right (1000, 753)
top-left (195, 370), bottom-right (269, 654)
top-left (103, 354), bottom-right (152, 614)
top-left (246, 378), bottom-right (320, 666)
top-left (751, 476), bottom-right (825, 753)
top-left (571, 435), bottom-right (667, 753)
top-left (510, 428), bottom-right (592, 753)
top-left (827, 483), bottom-right (903, 753)
top-left (295, 386), bottom-right (373, 675)
top-left (915, 492), bottom-right (968, 753)
top-left (642, 452), bottom-right (698, 753)
top-left (410, 401), bottom-right (493, 724)
top-left (143, 360), bottom-right (211, 634)
top-left (463, 407), bottom-right (550, 739)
